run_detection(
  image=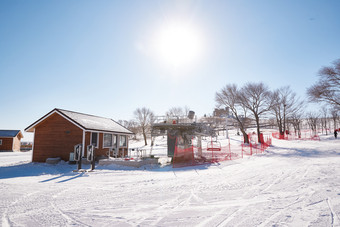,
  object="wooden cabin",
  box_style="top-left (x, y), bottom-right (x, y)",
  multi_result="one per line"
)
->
top-left (0, 130), bottom-right (24, 152)
top-left (25, 108), bottom-right (133, 162)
